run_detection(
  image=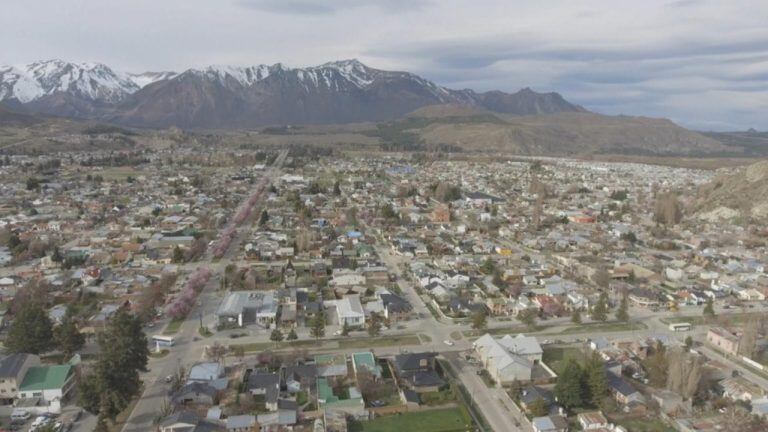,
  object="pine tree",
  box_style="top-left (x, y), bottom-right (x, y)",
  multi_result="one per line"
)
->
top-left (571, 309), bottom-right (582, 324)
top-left (585, 352), bottom-right (608, 406)
top-left (54, 311), bottom-right (85, 360)
top-left (341, 321), bottom-right (350, 336)
top-left (554, 358), bottom-right (584, 409)
top-left (172, 245), bottom-right (184, 263)
top-left (259, 209), bottom-right (269, 226)
top-left (6, 302), bottom-right (54, 354)
top-left (703, 298), bottom-right (715, 321)
top-left (287, 328), bottom-right (298, 341)
top-left (472, 309), bottom-right (488, 330)
top-left (591, 292), bottom-right (608, 322)
top-left (615, 294), bottom-right (629, 323)
top-left (270, 329), bottom-right (284, 346)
